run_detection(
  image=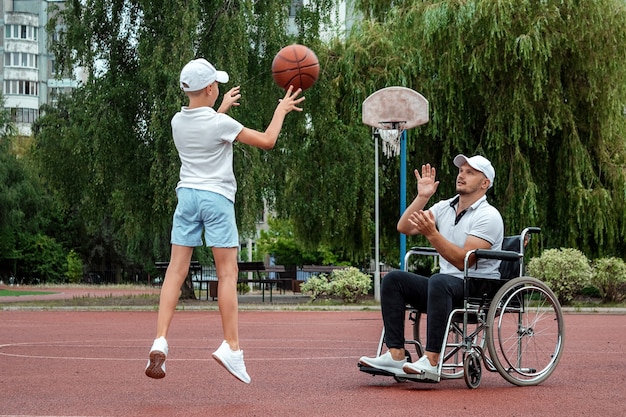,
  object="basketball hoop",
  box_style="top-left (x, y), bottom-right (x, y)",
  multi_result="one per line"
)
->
top-left (377, 129), bottom-right (401, 157)
top-left (375, 122), bottom-right (406, 158)
top-left (361, 87), bottom-right (429, 303)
